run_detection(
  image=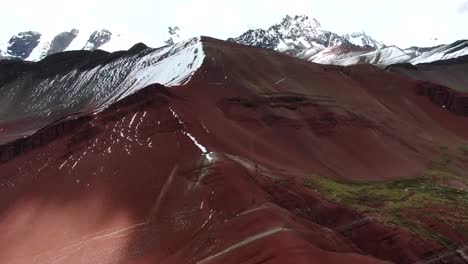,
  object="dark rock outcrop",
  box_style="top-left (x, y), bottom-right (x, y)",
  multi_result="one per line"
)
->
top-left (47, 29), bottom-right (80, 56)
top-left (6, 31), bottom-right (42, 59)
top-left (416, 81), bottom-right (468, 116)
top-left (83, 29), bottom-right (112, 50)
